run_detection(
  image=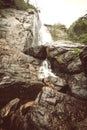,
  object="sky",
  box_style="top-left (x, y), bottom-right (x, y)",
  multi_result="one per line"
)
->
top-left (29, 0), bottom-right (87, 27)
